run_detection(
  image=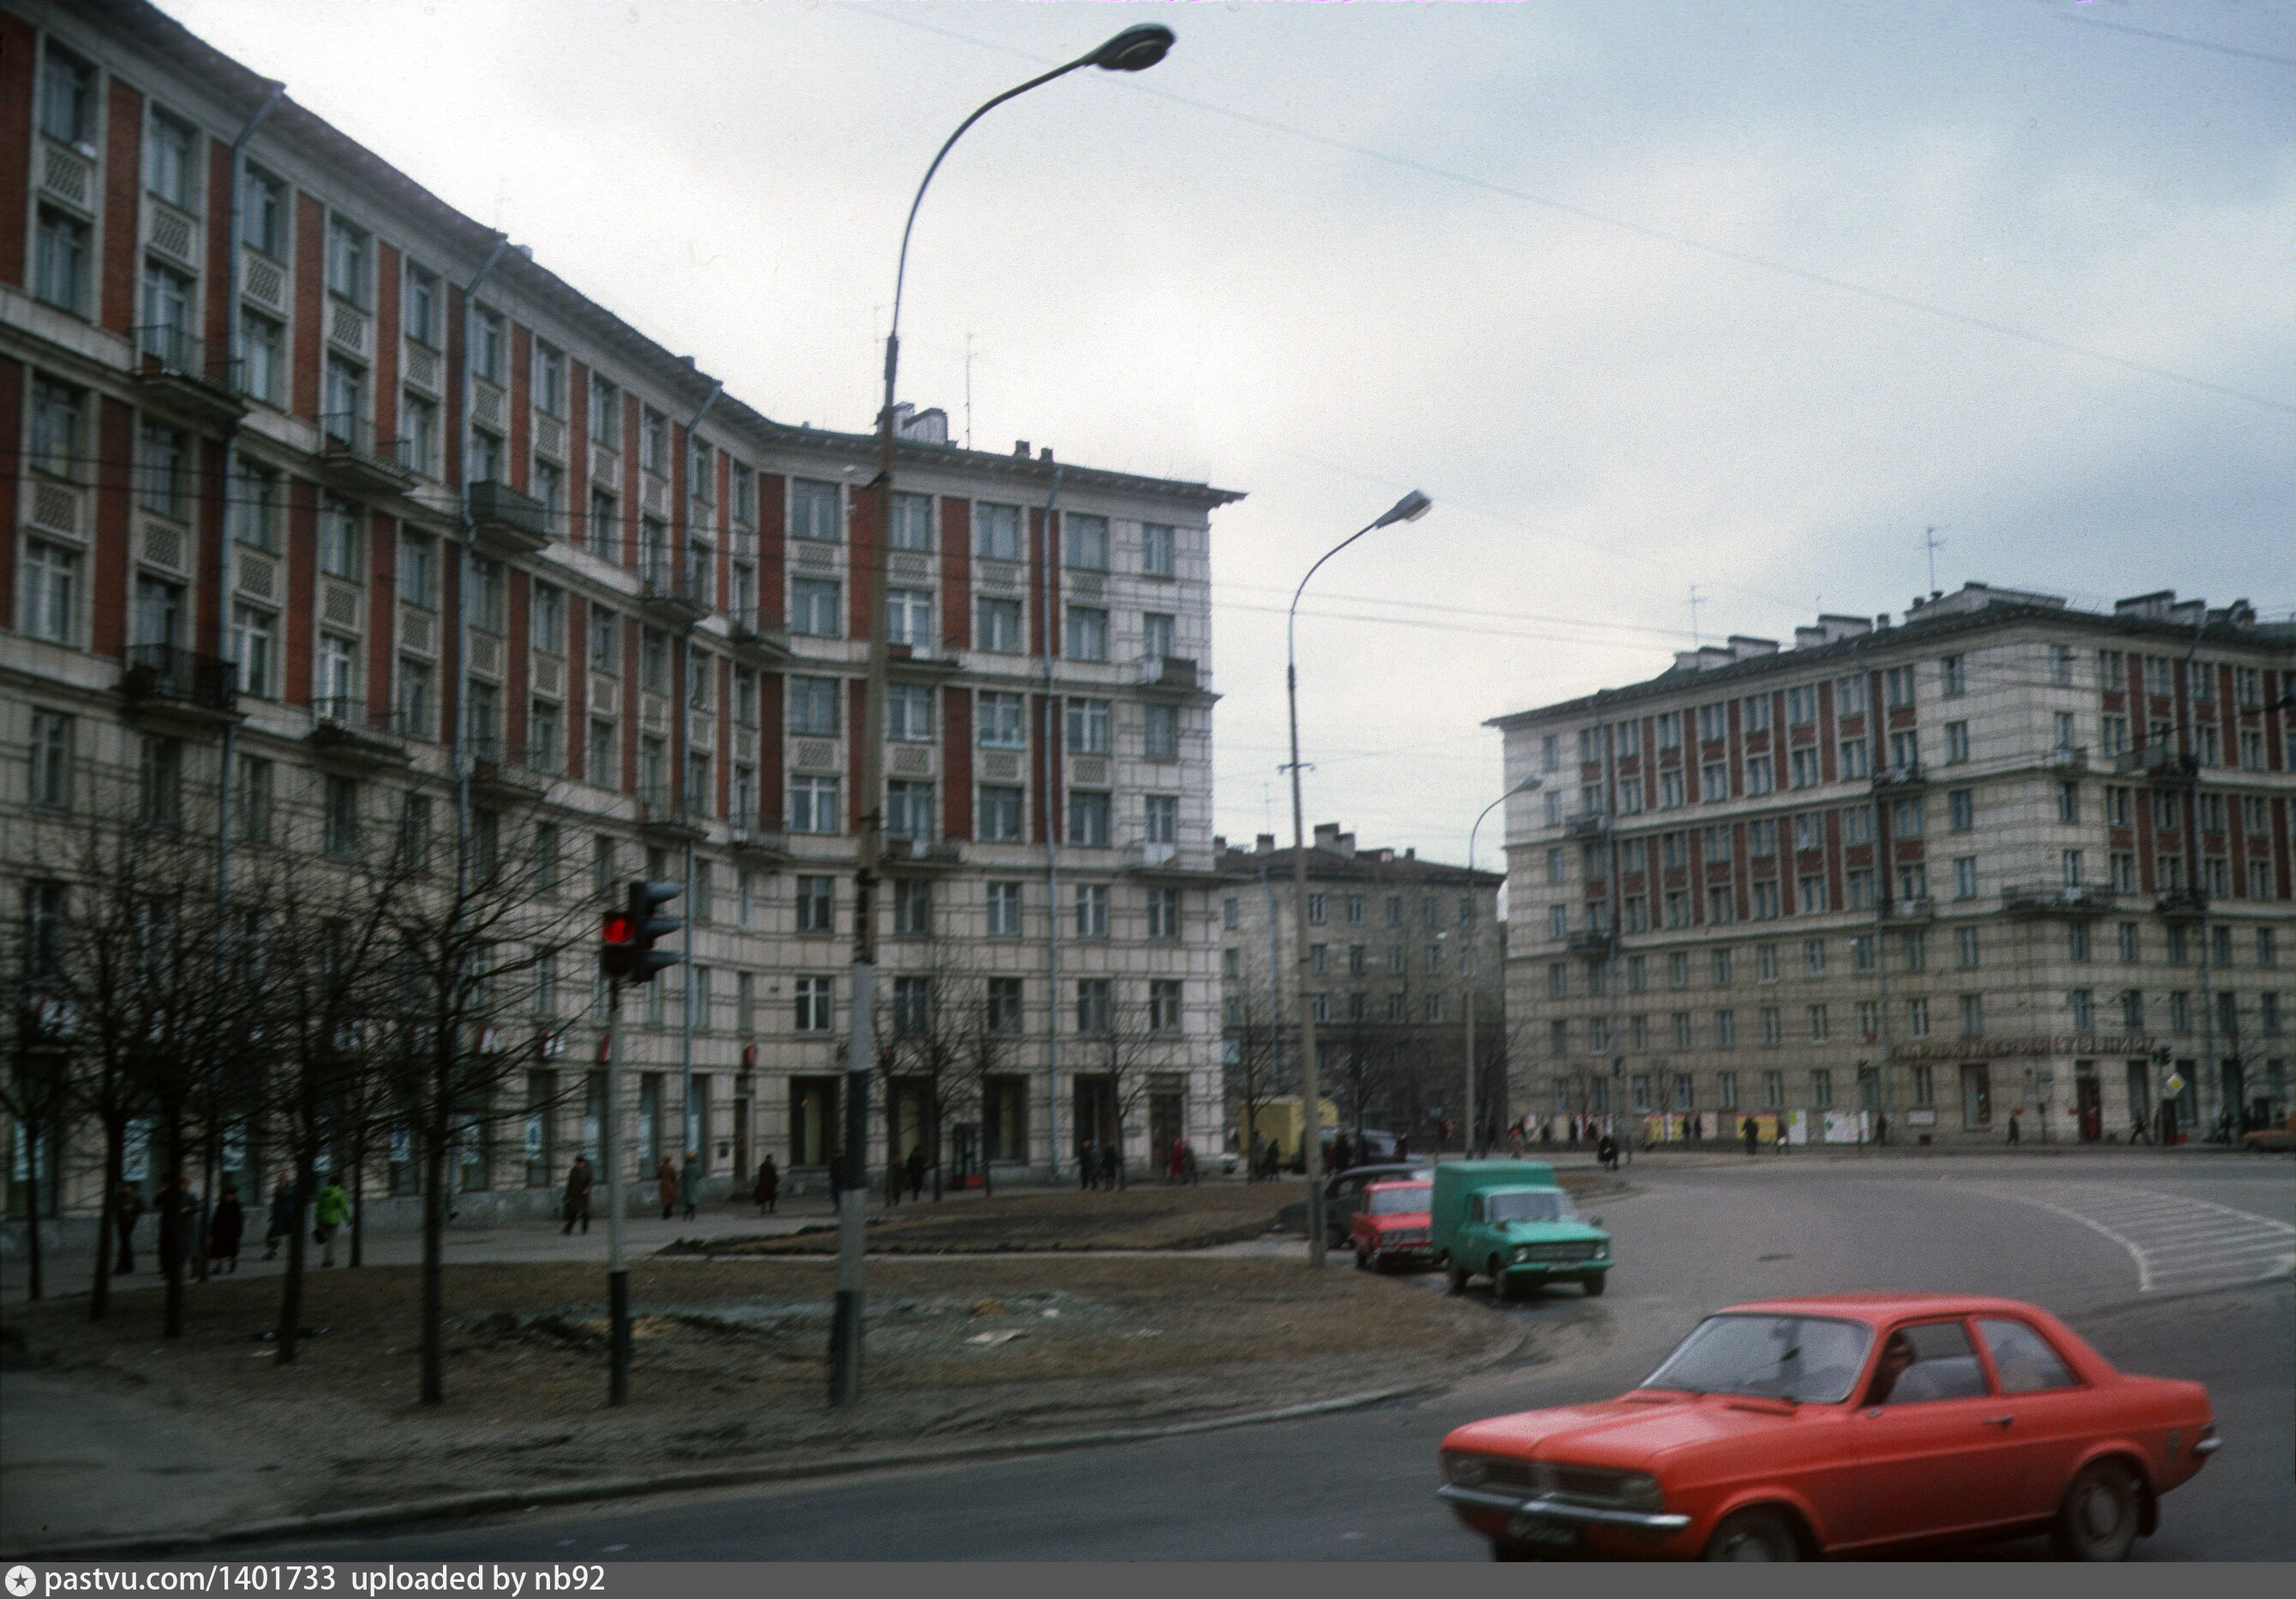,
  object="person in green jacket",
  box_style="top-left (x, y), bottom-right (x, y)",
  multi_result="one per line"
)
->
top-left (314, 1175), bottom-right (349, 1268)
